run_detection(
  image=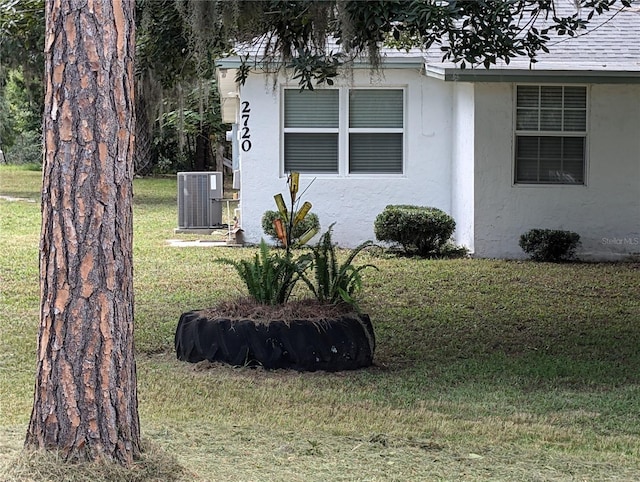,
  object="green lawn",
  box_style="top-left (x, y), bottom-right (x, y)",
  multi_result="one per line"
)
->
top-left (1, 165), bottom-right (640, 481)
